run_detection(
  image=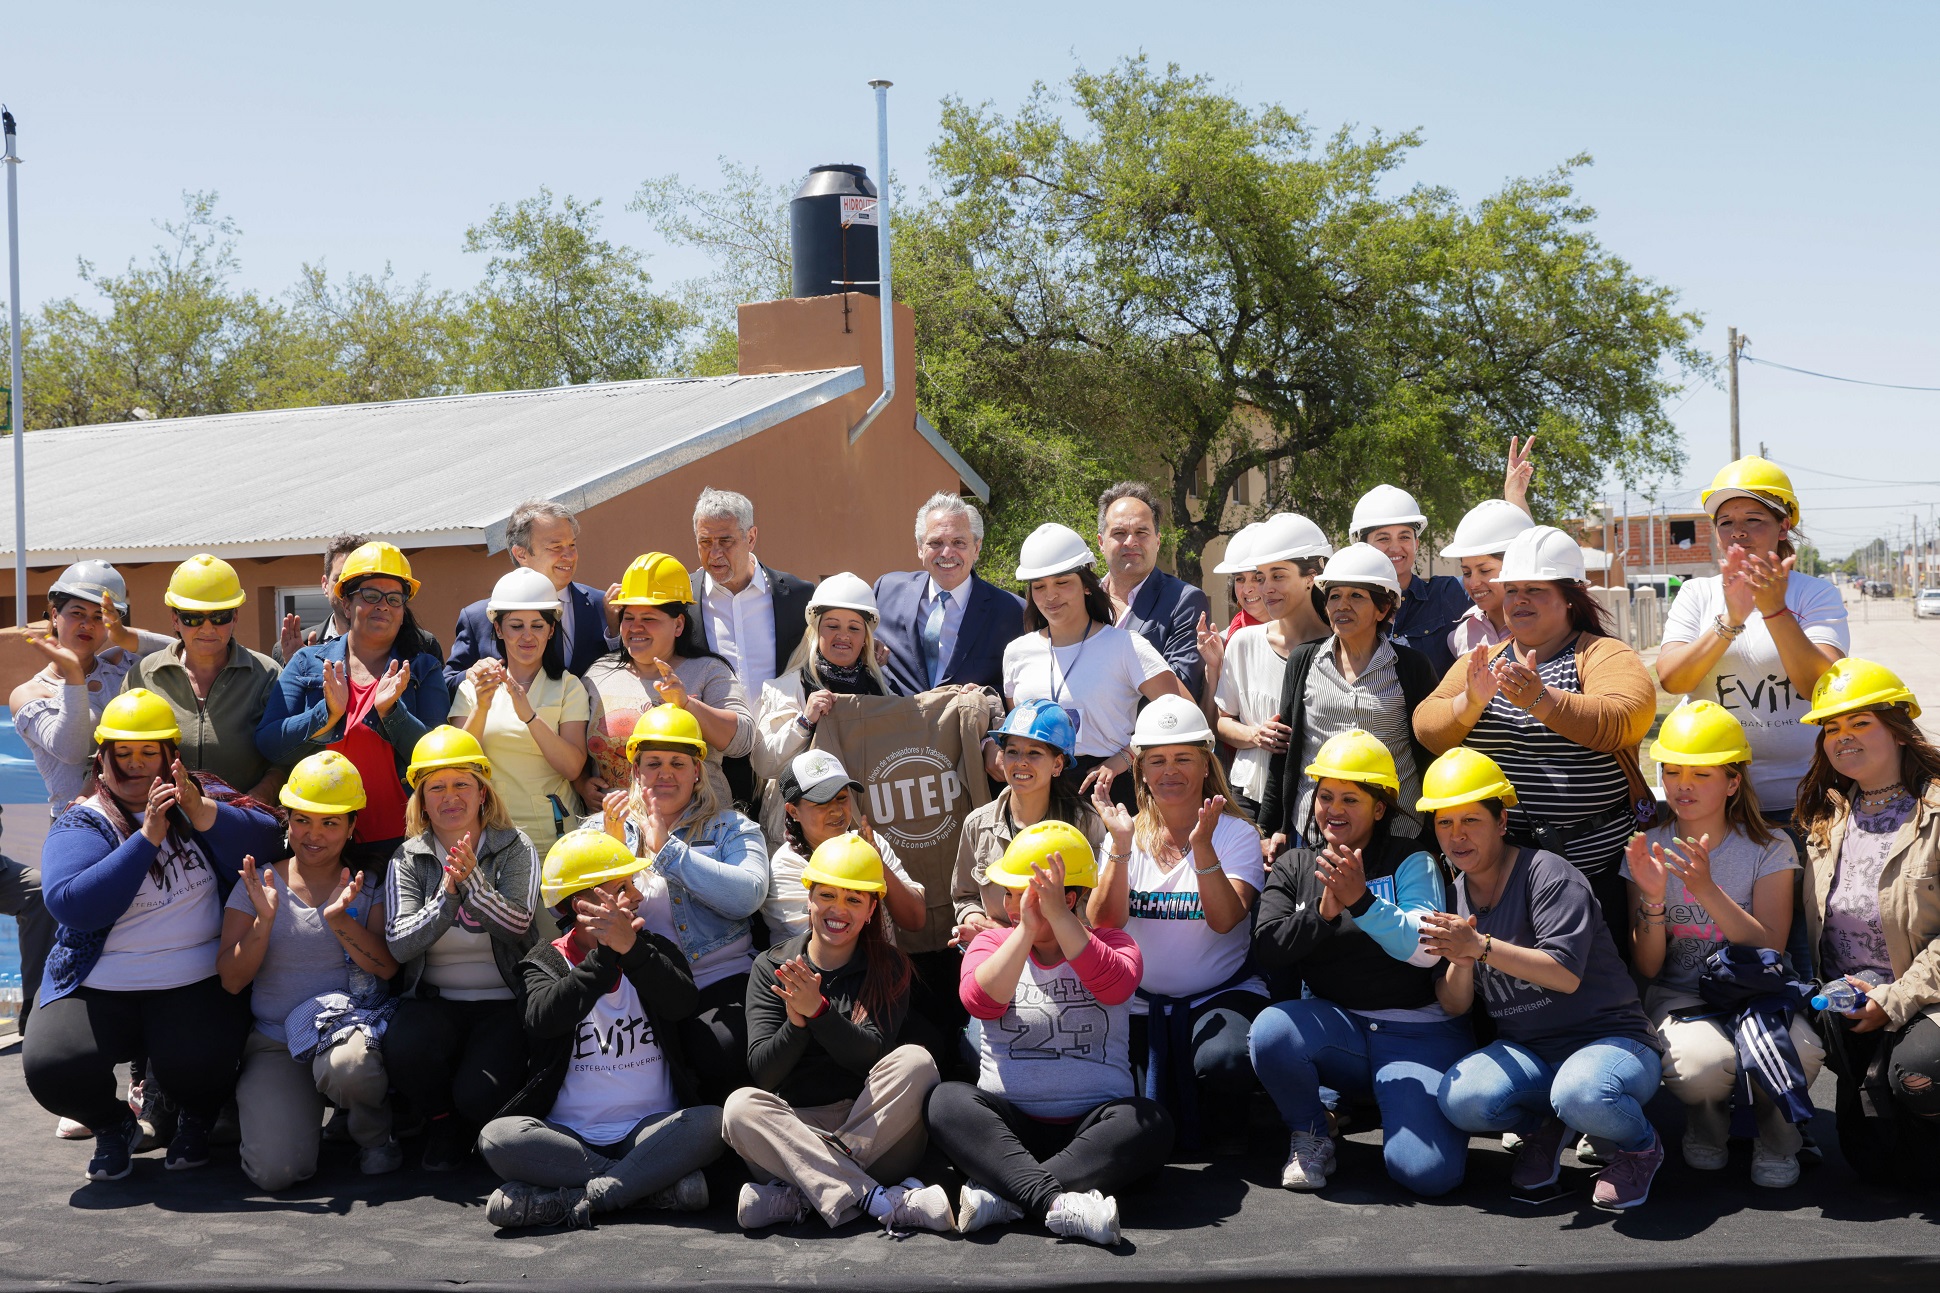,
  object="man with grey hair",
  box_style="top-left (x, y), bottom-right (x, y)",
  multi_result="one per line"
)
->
top-left (874, 491), bottom-right (1022, 694)
top-left (445, 499), bottom-right (612, 691)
